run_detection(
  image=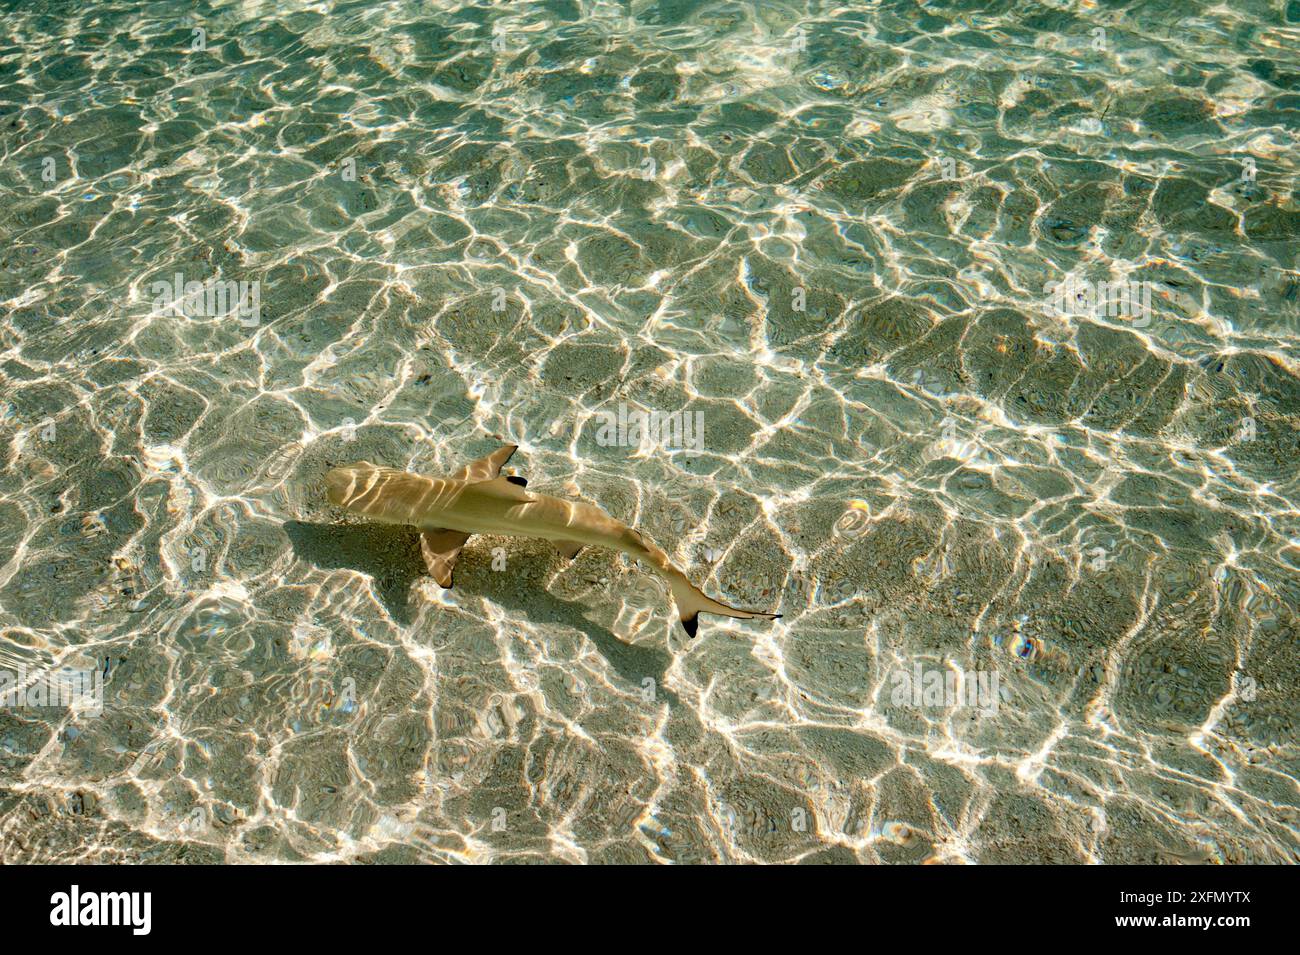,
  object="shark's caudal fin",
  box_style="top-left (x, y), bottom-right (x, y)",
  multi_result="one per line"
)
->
top-left (664, 569), bottom-right (781, 638)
